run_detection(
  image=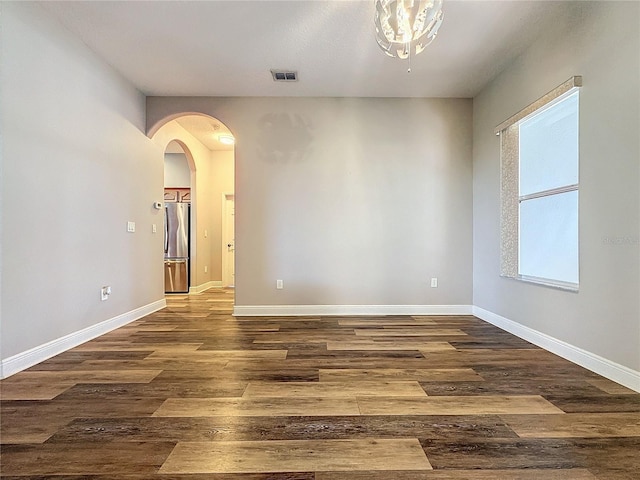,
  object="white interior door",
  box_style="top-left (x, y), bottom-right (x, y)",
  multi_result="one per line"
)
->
top-left (222, 194), bottom-right (235, 287)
